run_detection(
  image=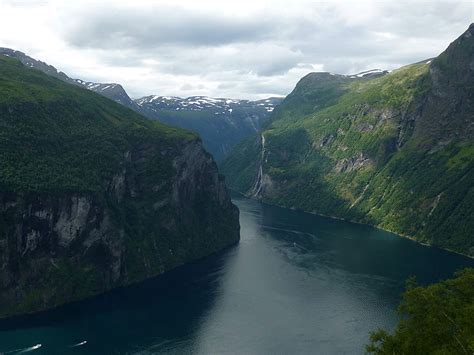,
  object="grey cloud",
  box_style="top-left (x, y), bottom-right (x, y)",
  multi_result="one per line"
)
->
top-left (217, 82), bottom-right (235, 89)
top-left (370, 1), bottom-right (472, 38)
top-left (2, 0), bottom-right (47, 5)
top-left (96, 42), bottom-right (303, 78)
top-left (180, 83), bottom-right (206, 91)
top-left (61, 6), bottom-right (273, 49)
top-left (44, 1), bottom-right (474, 99)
